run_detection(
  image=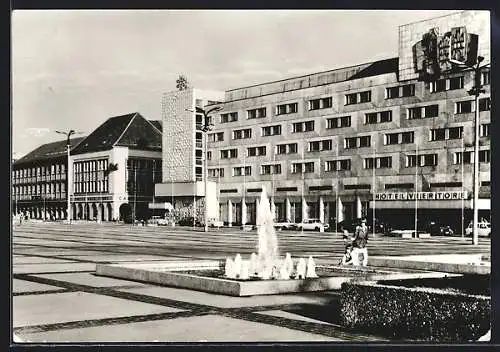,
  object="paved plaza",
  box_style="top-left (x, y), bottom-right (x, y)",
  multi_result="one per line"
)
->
top-left (12, 222), bottom-right (490, 343)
